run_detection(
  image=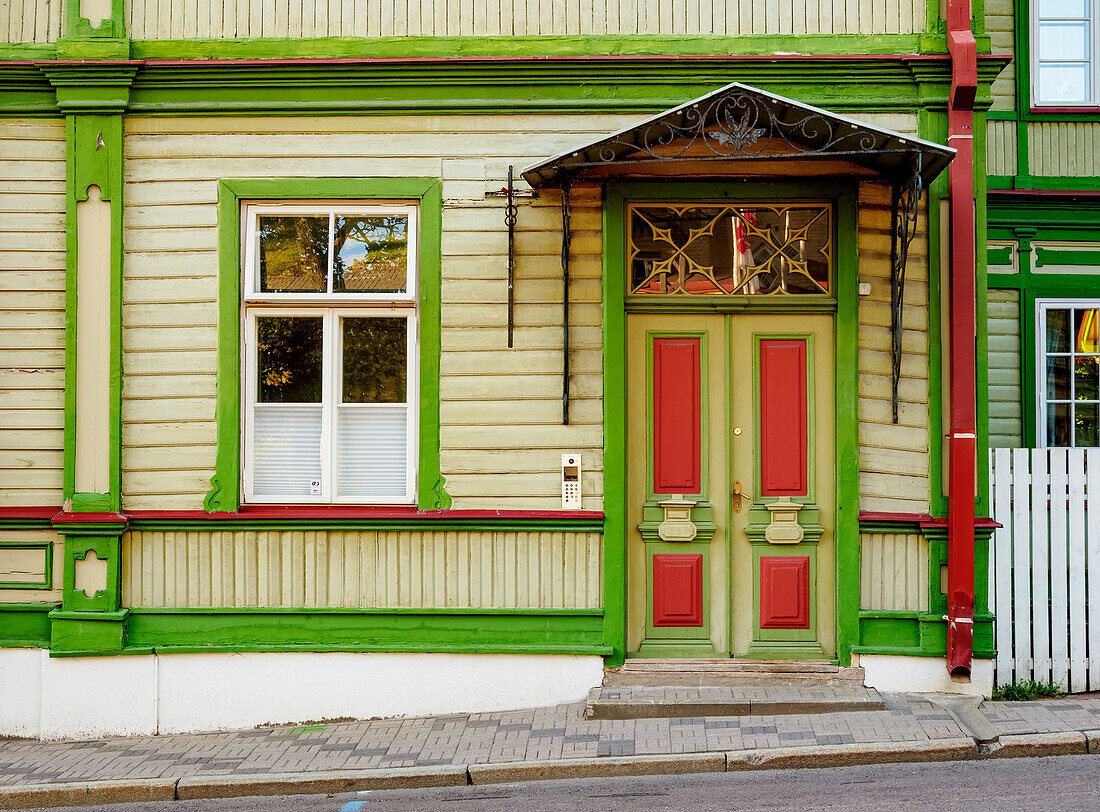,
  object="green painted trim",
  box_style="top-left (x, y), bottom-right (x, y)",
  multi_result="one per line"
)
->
top-left (0, 603), bottom-right (57, 648)
top-left (855, 613), bottom-right (995, 658)
top-left (833, 185), bottom-right (860, 666)
top-left (128, 606), bottom-right (603, 615)
top-left (129, 517), bottom-right (604, 532)
top-left (0, 540), bottom-right (53, 590)
top-left (122, 608), bottom-right (608, 653)
top-left (1034, 247), bottom-right (1100, 268)
top-left (59, 111), bottom-right (126, 514)
top-left (602, 186), bottom-right (628, 668)
top-left (66, 0), bottom-right (126, 39)
top-left (123, 34), bottom-right (938, 61)
top-left (975, 110), bottom-right (990, 517)
top-left (206, 177), bottom-right (447, 514)
top-left (624, 299), bottom-right (838, 314)
top-left (988, 245), bottom-right (1014, 265)
top-left (922, 107), bottom-right (948, 516)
